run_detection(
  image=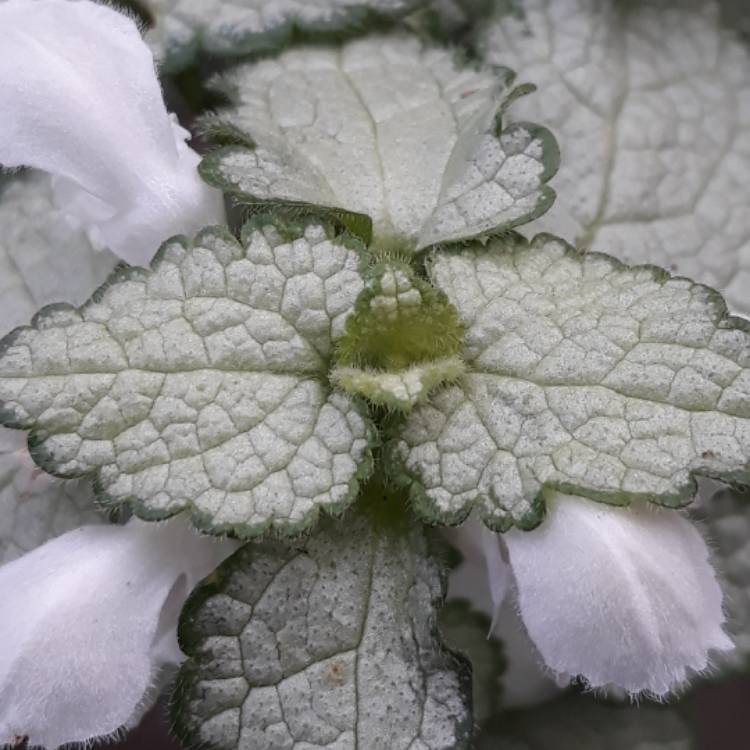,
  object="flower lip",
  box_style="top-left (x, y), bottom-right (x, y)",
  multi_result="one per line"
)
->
top-left (0, 516), bottom-right (237, 750)
top-left (0, 0), bottom-right (224, 267)
top-left (450, 493), bottom-right (734, 698)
